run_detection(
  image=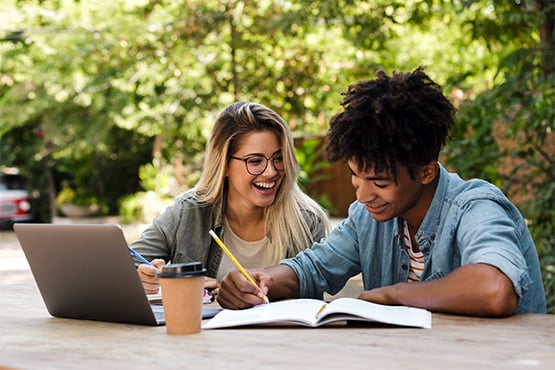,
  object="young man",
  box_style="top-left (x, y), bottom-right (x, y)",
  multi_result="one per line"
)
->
top-left (217, 67), bottom-right (547, 316)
